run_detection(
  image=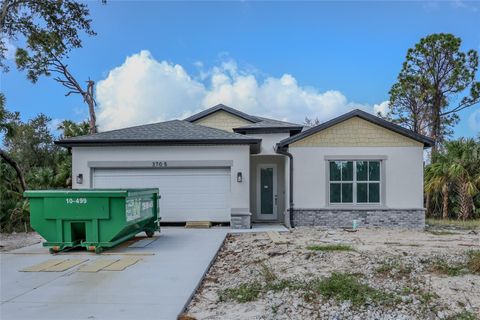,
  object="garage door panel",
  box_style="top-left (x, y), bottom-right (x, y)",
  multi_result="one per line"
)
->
top-left (93, 168), bottom-right (231, 222)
